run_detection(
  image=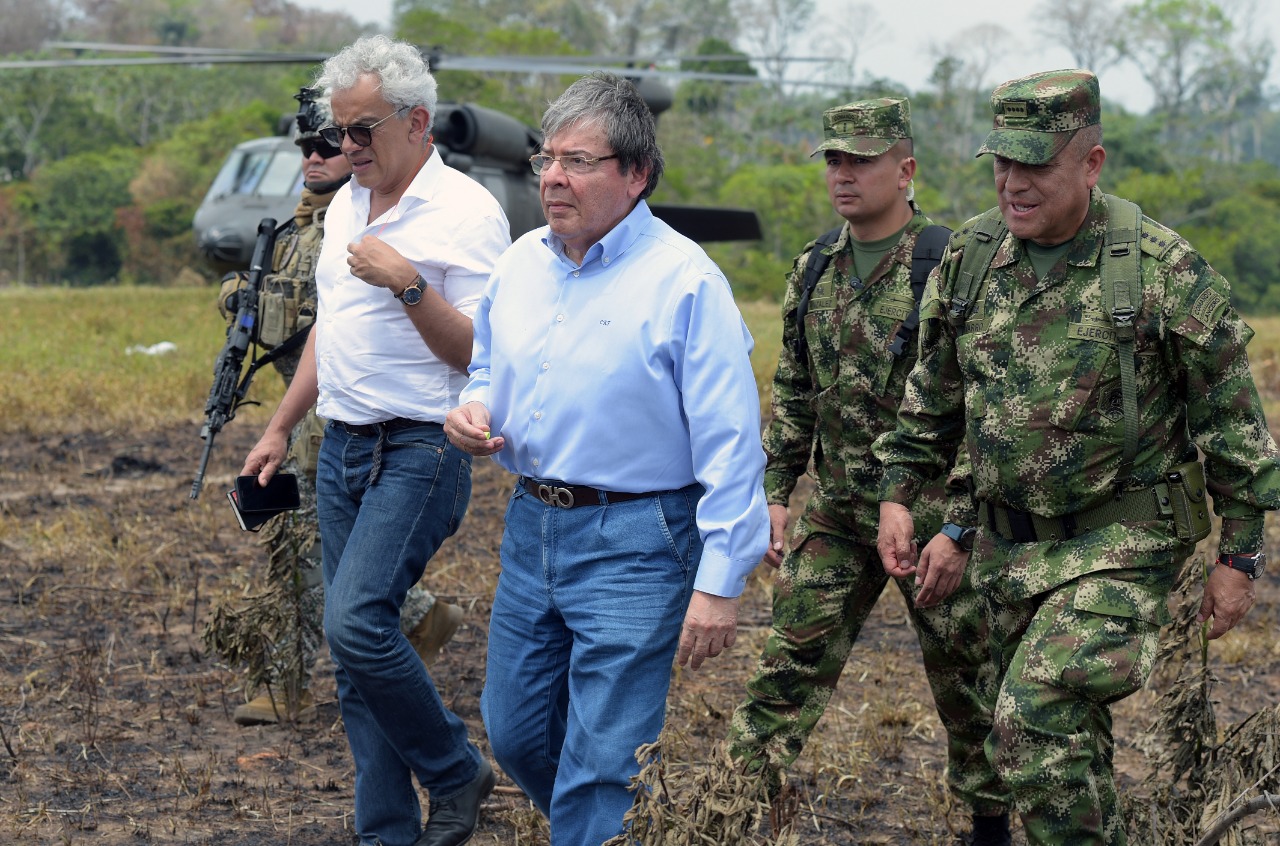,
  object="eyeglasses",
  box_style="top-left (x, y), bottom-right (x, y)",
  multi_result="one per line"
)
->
top-left (319, 105), bottom-right (409, 148)
top-left (529, 153), bottom-right (620, 176)
top-left (300, 138), bottom-right (343, 160)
